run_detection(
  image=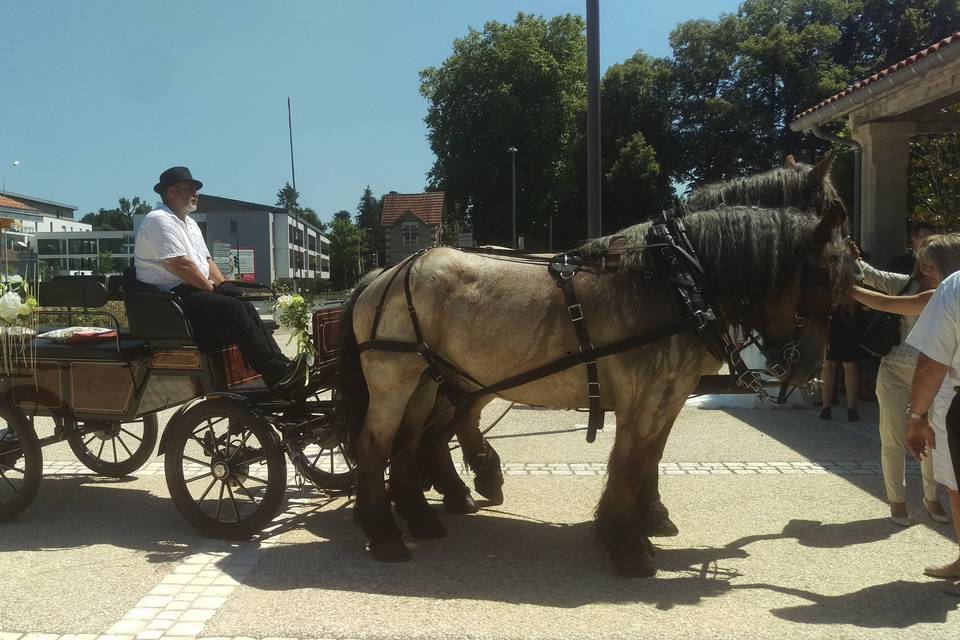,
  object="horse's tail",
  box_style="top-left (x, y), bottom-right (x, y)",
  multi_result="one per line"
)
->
top-left (338, 268), bottom-right (386, 456)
